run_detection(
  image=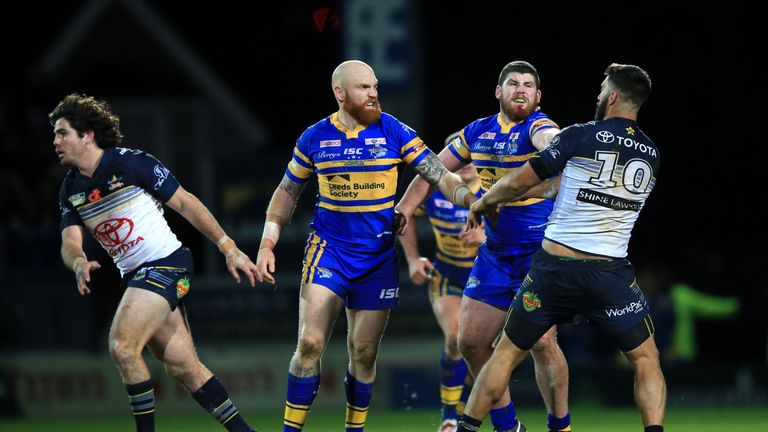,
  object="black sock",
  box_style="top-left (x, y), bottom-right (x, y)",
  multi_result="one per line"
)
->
top-left (125, 379), bottom-right (155, 432)
top-left (457, 414), bottom-right (483, 432)
top-left (192, 376), bottom-right (253, 432)
top-left (644, 426), bottom-right (663, 432)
